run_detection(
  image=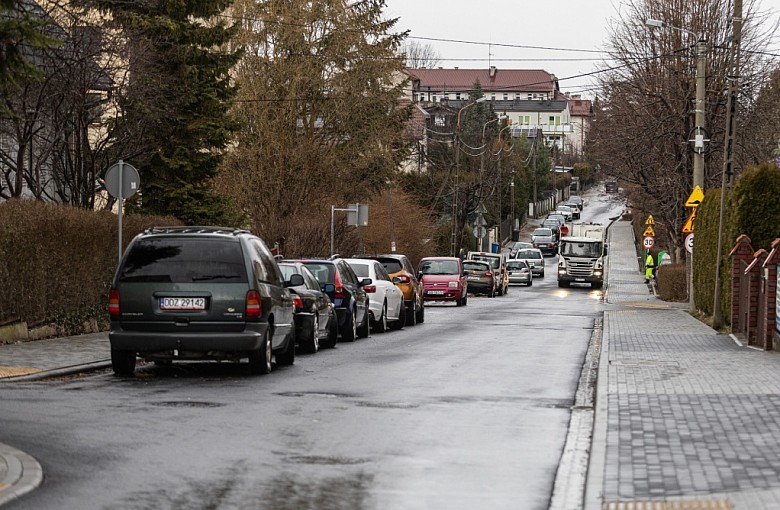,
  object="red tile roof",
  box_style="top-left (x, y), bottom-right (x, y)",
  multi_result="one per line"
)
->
top-left (569, 99), bottom-right (593, 116)
top-left (405, 68), bottom-right (556, 93)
